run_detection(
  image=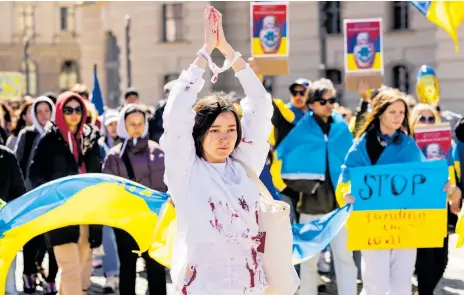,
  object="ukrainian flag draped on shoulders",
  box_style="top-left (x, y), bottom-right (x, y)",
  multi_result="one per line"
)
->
top-left (274, 111), bottom-right (353, 188)
top-left (336, 130), bottom-right (424, 207)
